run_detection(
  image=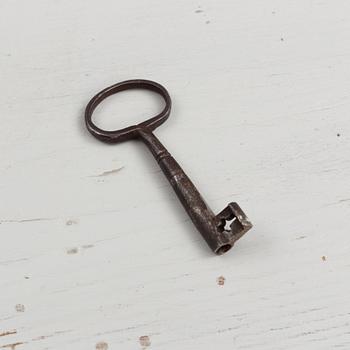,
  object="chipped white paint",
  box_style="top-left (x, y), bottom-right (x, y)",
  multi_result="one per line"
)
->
top-left (0, 0), bottom-right (349, 349)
